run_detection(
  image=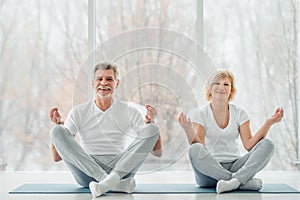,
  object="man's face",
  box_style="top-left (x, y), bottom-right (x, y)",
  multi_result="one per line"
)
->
top-left (92, 69), bottom-right (119, 99)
